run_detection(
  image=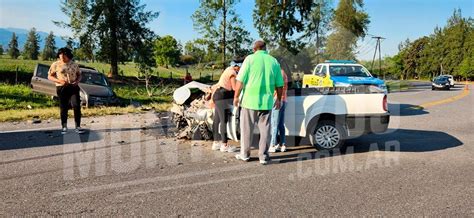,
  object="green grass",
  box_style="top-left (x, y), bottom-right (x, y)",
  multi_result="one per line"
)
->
top-left (0, 82), bottom-right (178, 110)
top-left (0, 82), bottom-right (175, 122)
top-left (112, 83), bottom-right (177, 104)
top-left (0, 83), bottom-right (56, 110)
top-left (0, 55), bottom-right (221, 81)
top-left (386, 80), bottom-right (411, 92)
top-left (0, 55), bottom-right (219, 122)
